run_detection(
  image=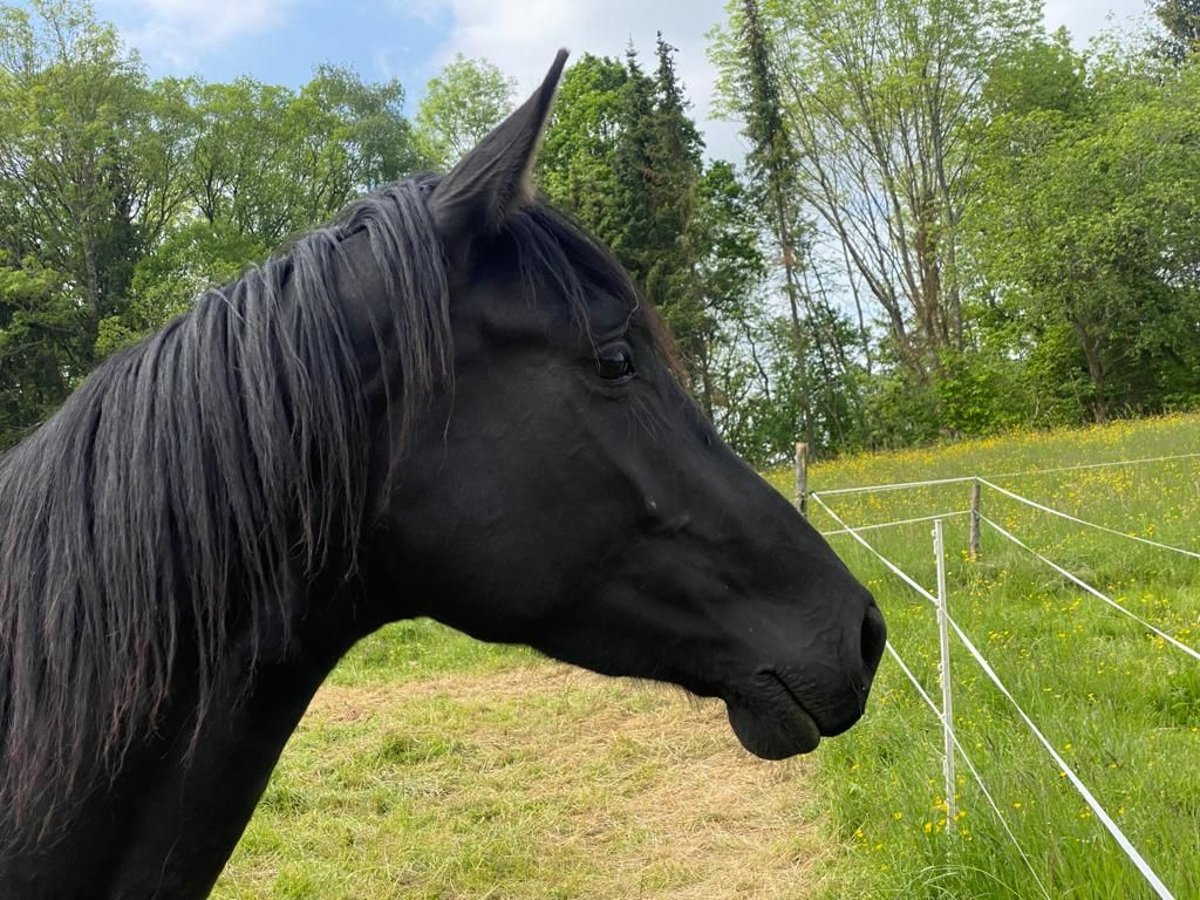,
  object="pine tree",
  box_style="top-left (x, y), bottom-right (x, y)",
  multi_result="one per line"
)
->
top-left (733, 0), bottom-right (866, 446)
top-left (734, 0), bottom-right (813, 442)
top-left (610, 43), bottom-right (658, 286)
top-left (642, 35), bottom-right (711, 404)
